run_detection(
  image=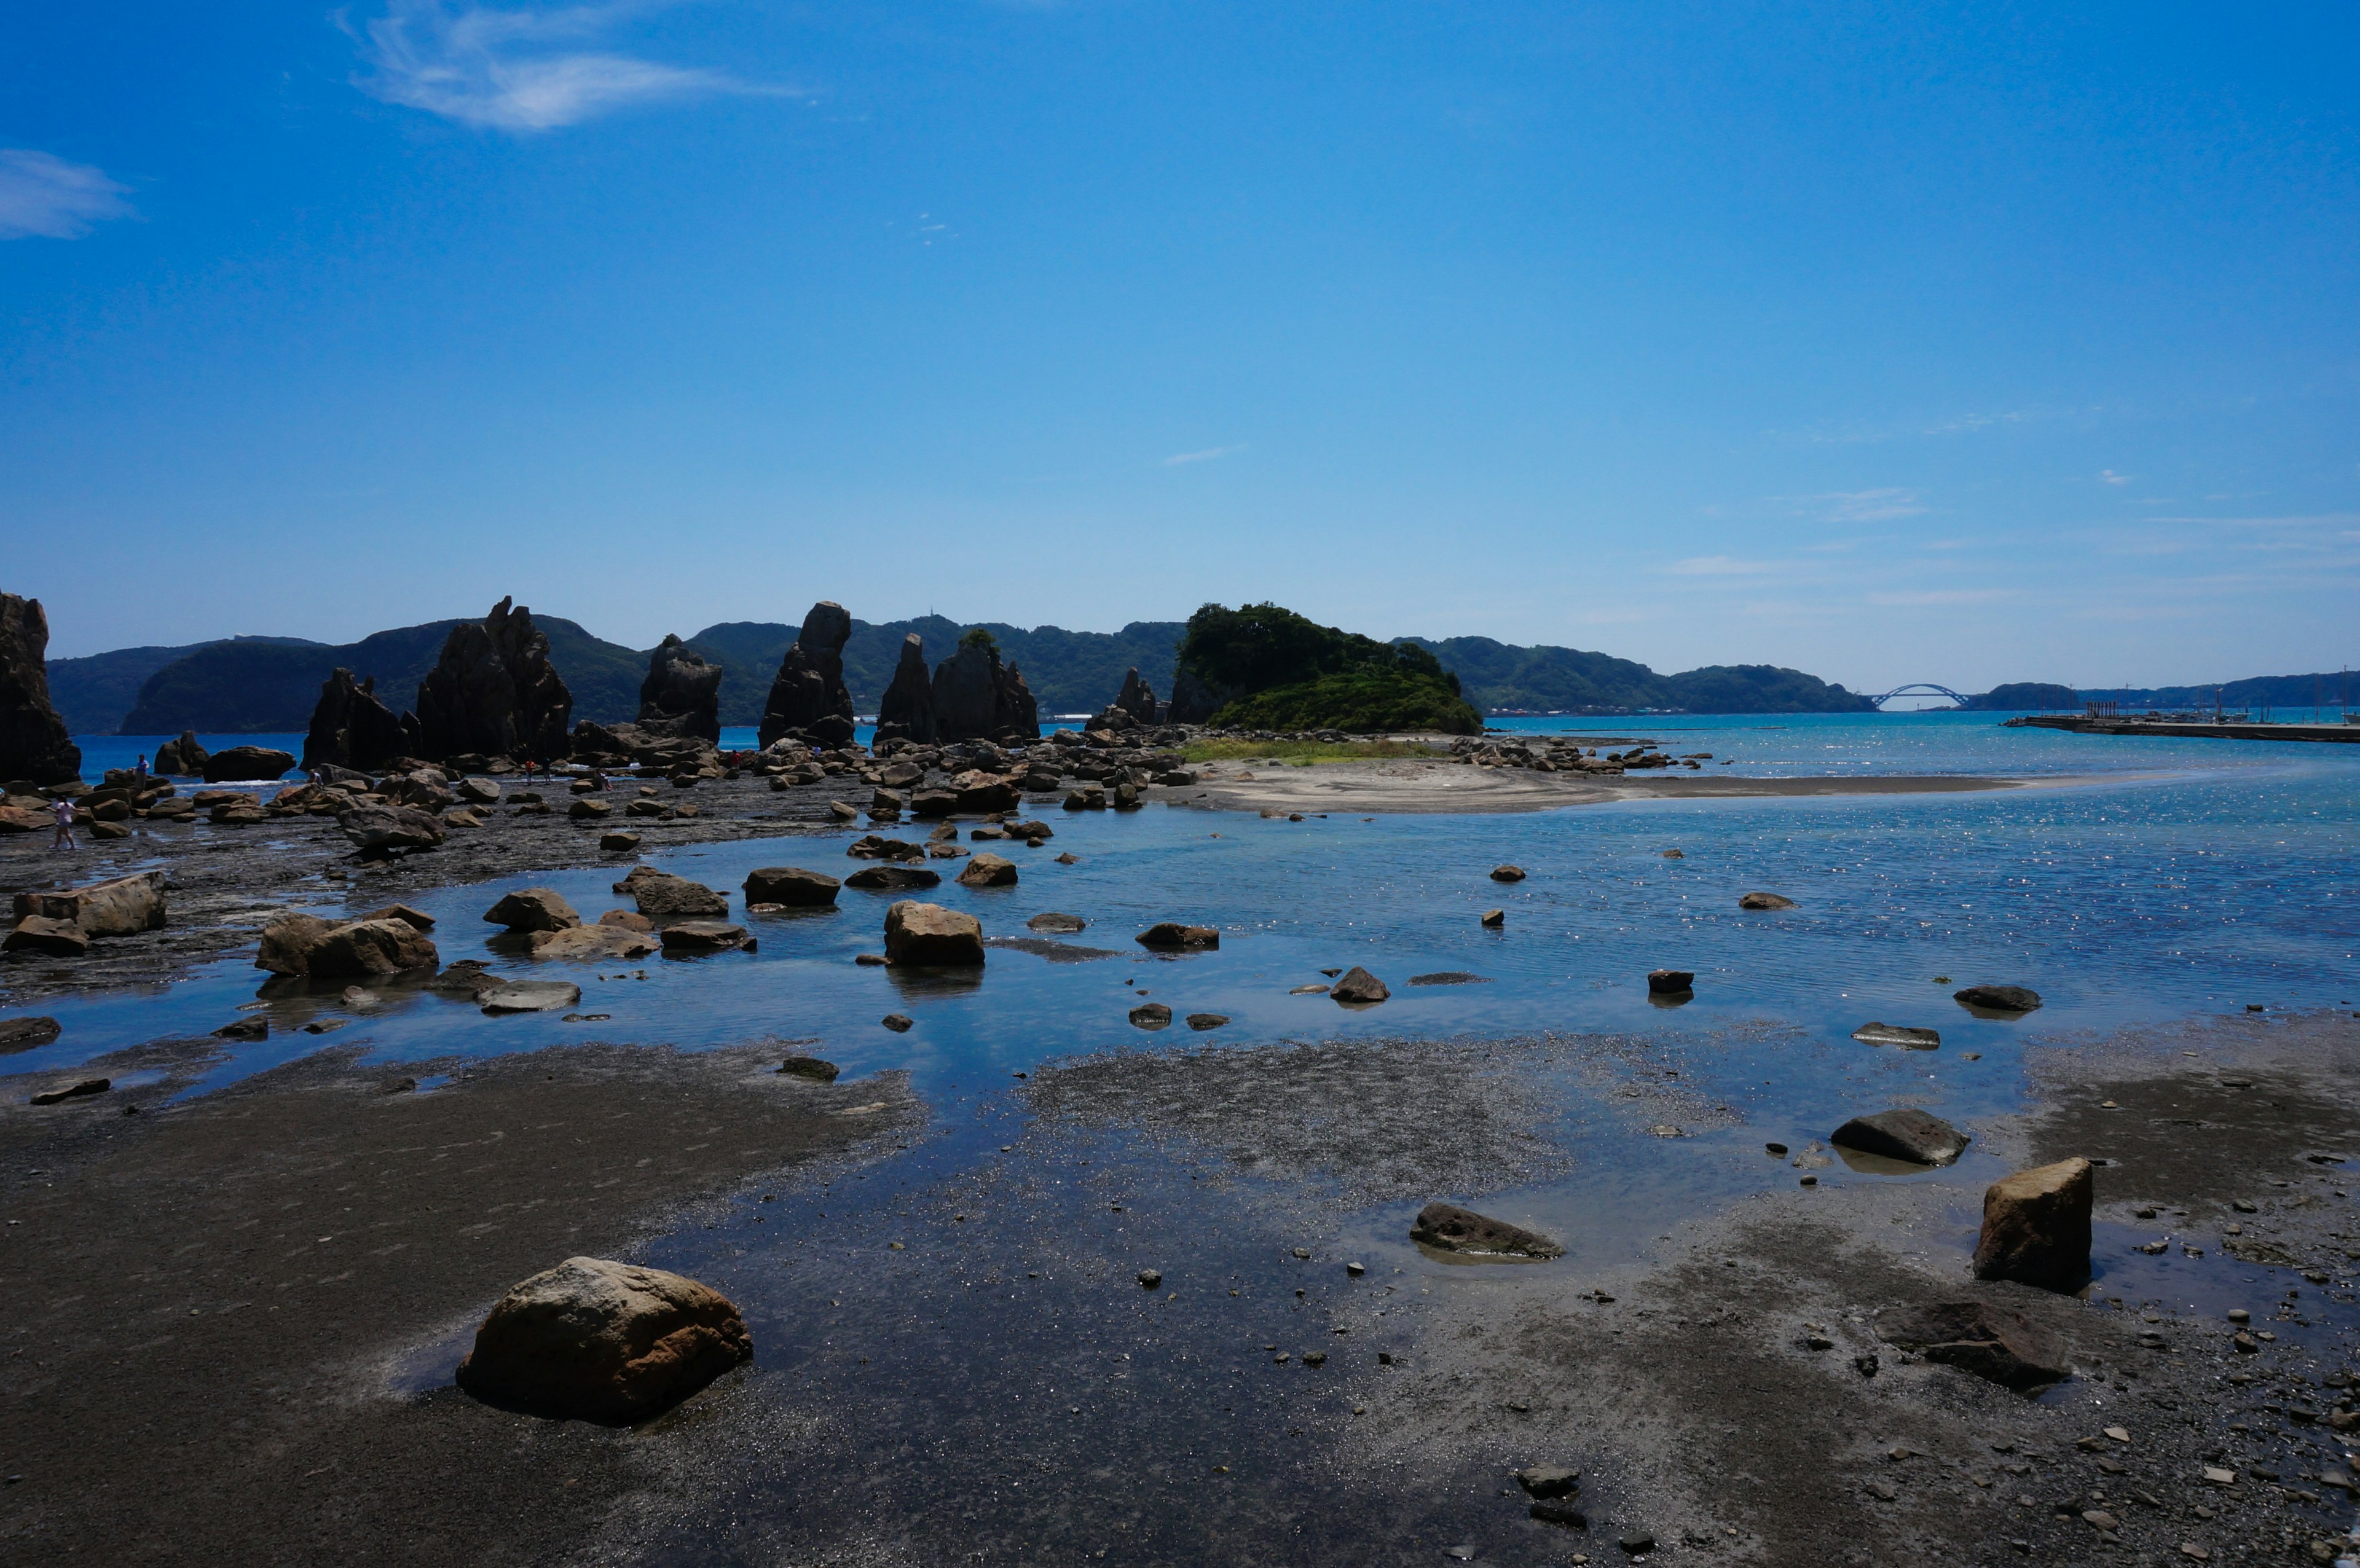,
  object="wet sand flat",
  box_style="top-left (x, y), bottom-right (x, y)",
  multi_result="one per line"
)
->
top-left (1175, 758), bottom-right (2036, 816)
